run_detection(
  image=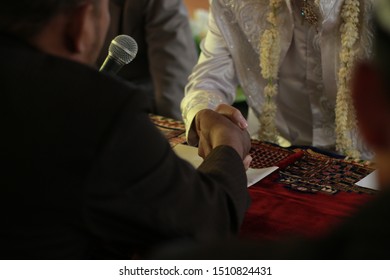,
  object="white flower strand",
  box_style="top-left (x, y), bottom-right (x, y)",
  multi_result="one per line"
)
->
top-left (258, 0), bottom-right (282, 143)
top-left (335, 0), bottom-right (360, 159)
